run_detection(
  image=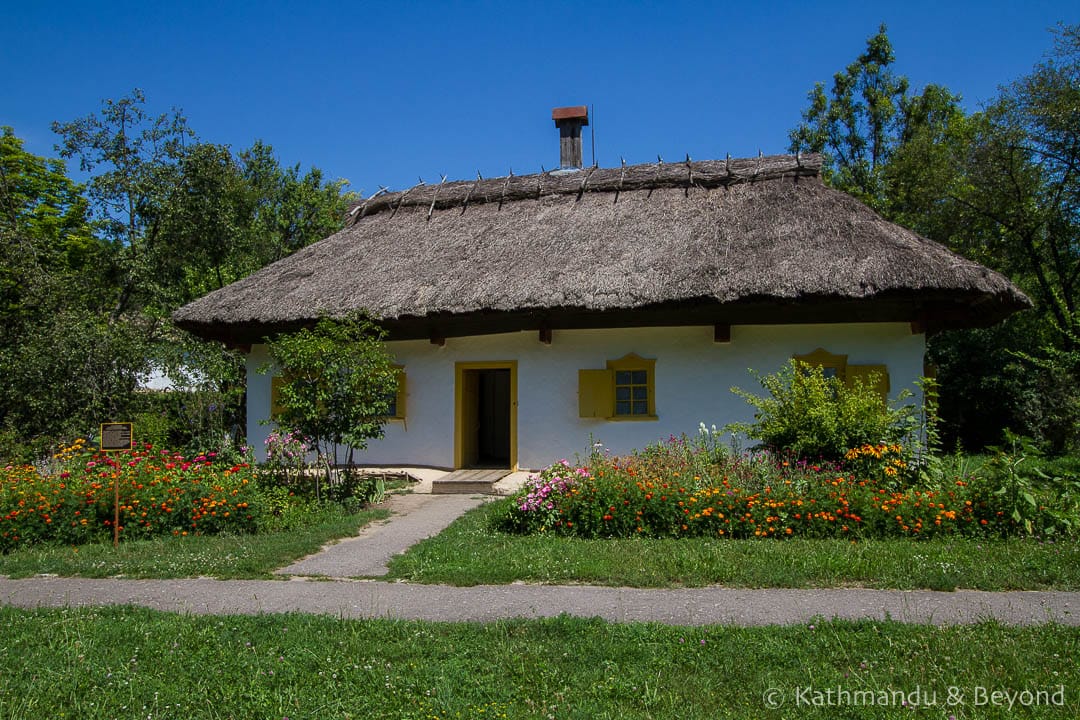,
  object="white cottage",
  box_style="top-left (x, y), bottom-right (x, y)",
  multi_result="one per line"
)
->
top-left (174, 107), bottom-right (1029, 472)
